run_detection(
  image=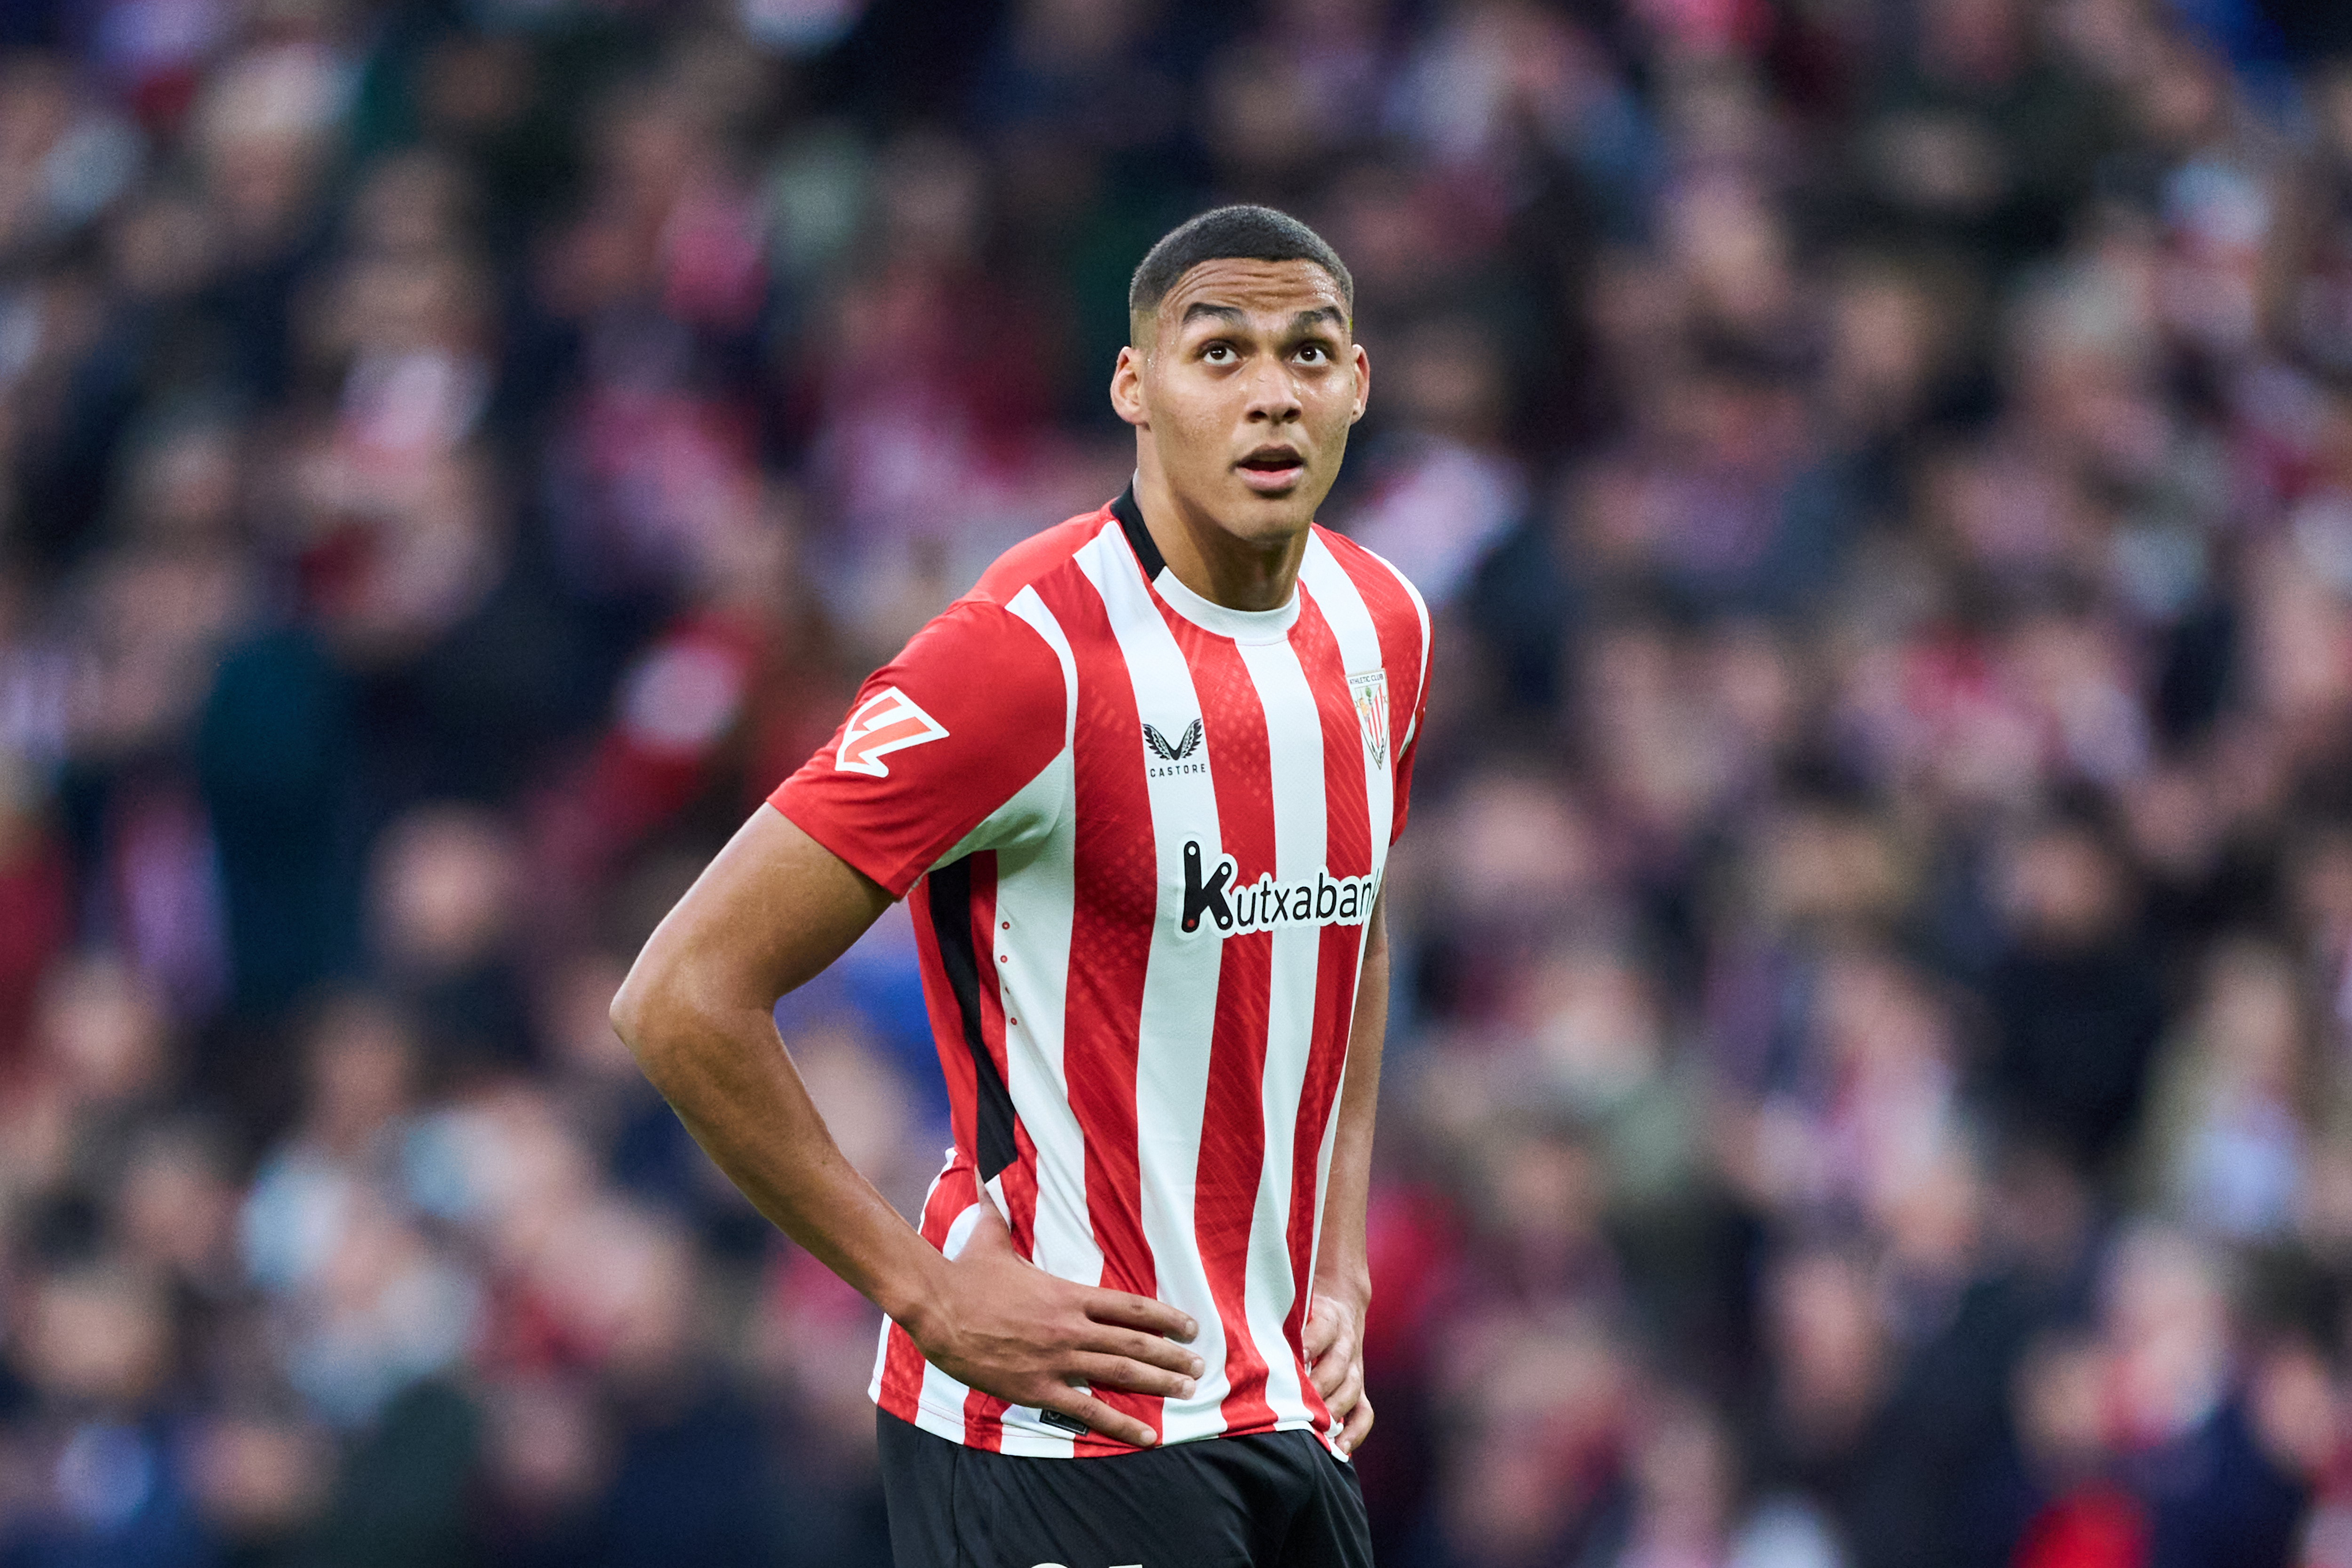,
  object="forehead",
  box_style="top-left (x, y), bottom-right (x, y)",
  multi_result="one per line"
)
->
top-left (1155, 257), bottom-right (1349, 334)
